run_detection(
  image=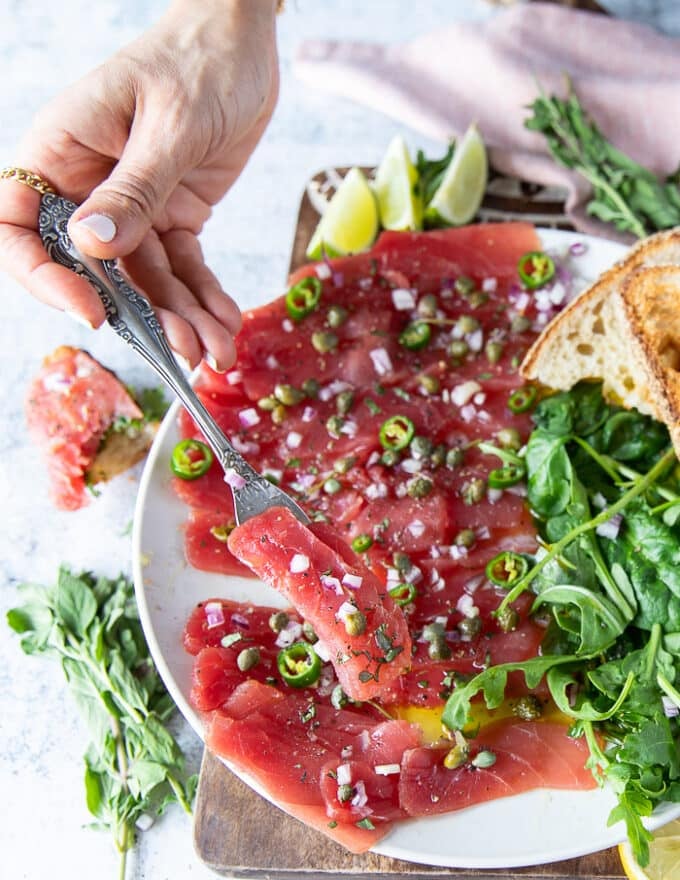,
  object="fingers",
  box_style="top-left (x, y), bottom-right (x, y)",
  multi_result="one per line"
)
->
top-left (120, 233), bottom-right (238, 371)
top-left (0, 181), bottom-right (106, 326)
